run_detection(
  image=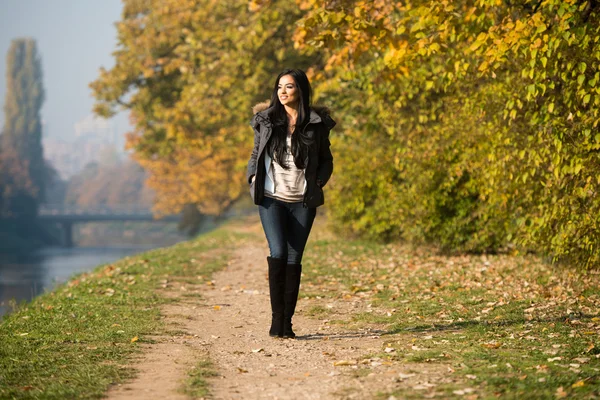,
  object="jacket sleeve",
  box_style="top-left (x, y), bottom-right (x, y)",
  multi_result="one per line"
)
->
top-left (247, 115), bottom-right (260, 184)
top-left (316, 120), bottom-right (334, 187)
